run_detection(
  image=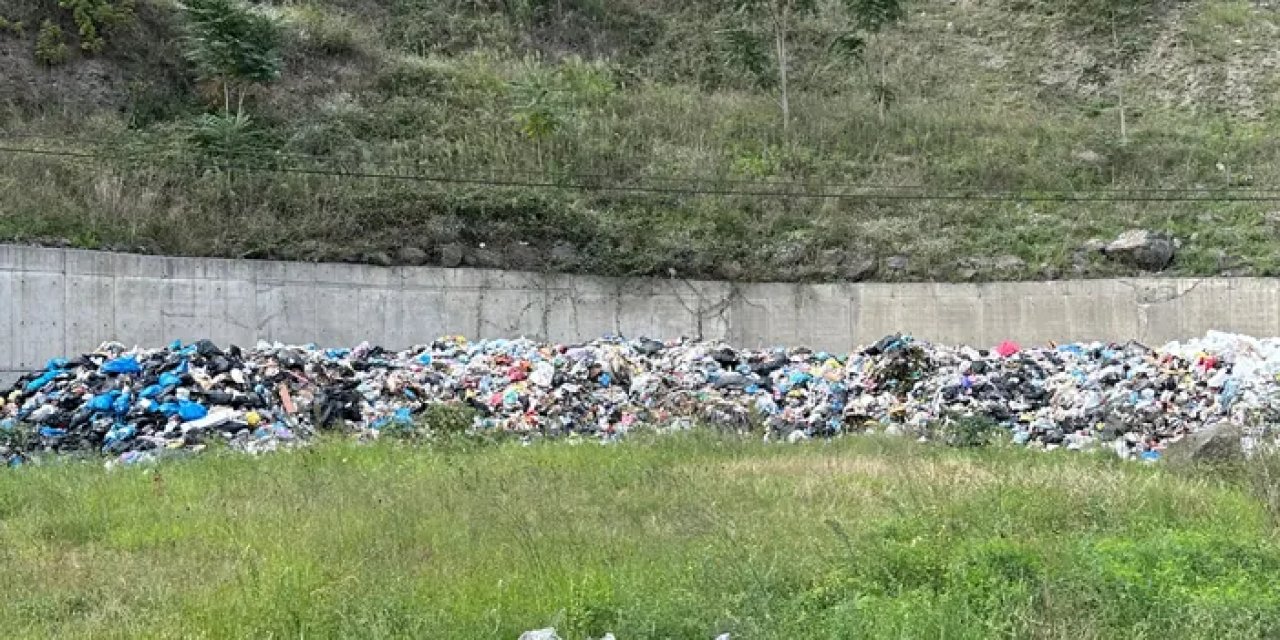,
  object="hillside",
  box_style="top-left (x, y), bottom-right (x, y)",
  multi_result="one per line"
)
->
top-left (2, 0), bottom-right (1280, 281)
